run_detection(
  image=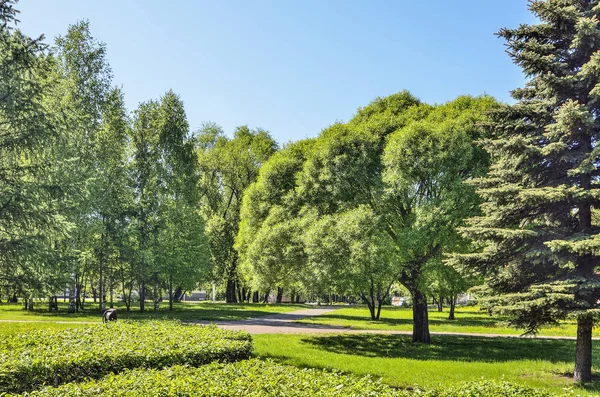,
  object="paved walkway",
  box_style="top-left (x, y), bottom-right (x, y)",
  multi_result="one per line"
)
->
top-left (193, 308), bottom-right (583, 339)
